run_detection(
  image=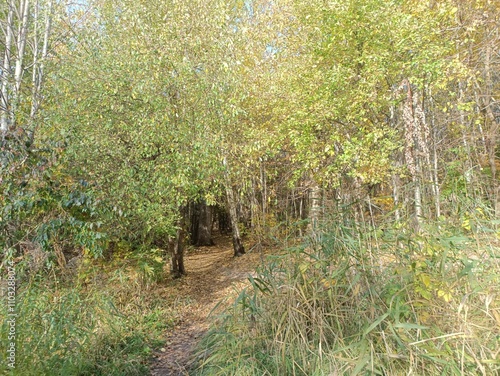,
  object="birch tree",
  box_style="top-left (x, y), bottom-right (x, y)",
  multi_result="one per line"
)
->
top-left (0, 0), bottom-right (53, 136)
